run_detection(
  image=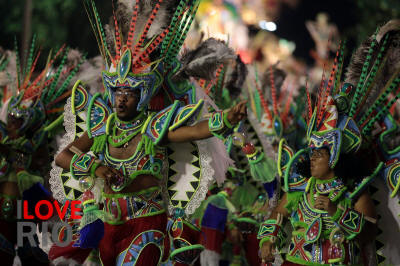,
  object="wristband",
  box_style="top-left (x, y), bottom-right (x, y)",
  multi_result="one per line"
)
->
top-left (257, 214), bottom-right (285, 249)
top-left (70, 151), bottom-right (101, 180)
top-left (208, 111), bottom-right (224, 131)
top-left (208, 111), bottom-right (235, 140)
